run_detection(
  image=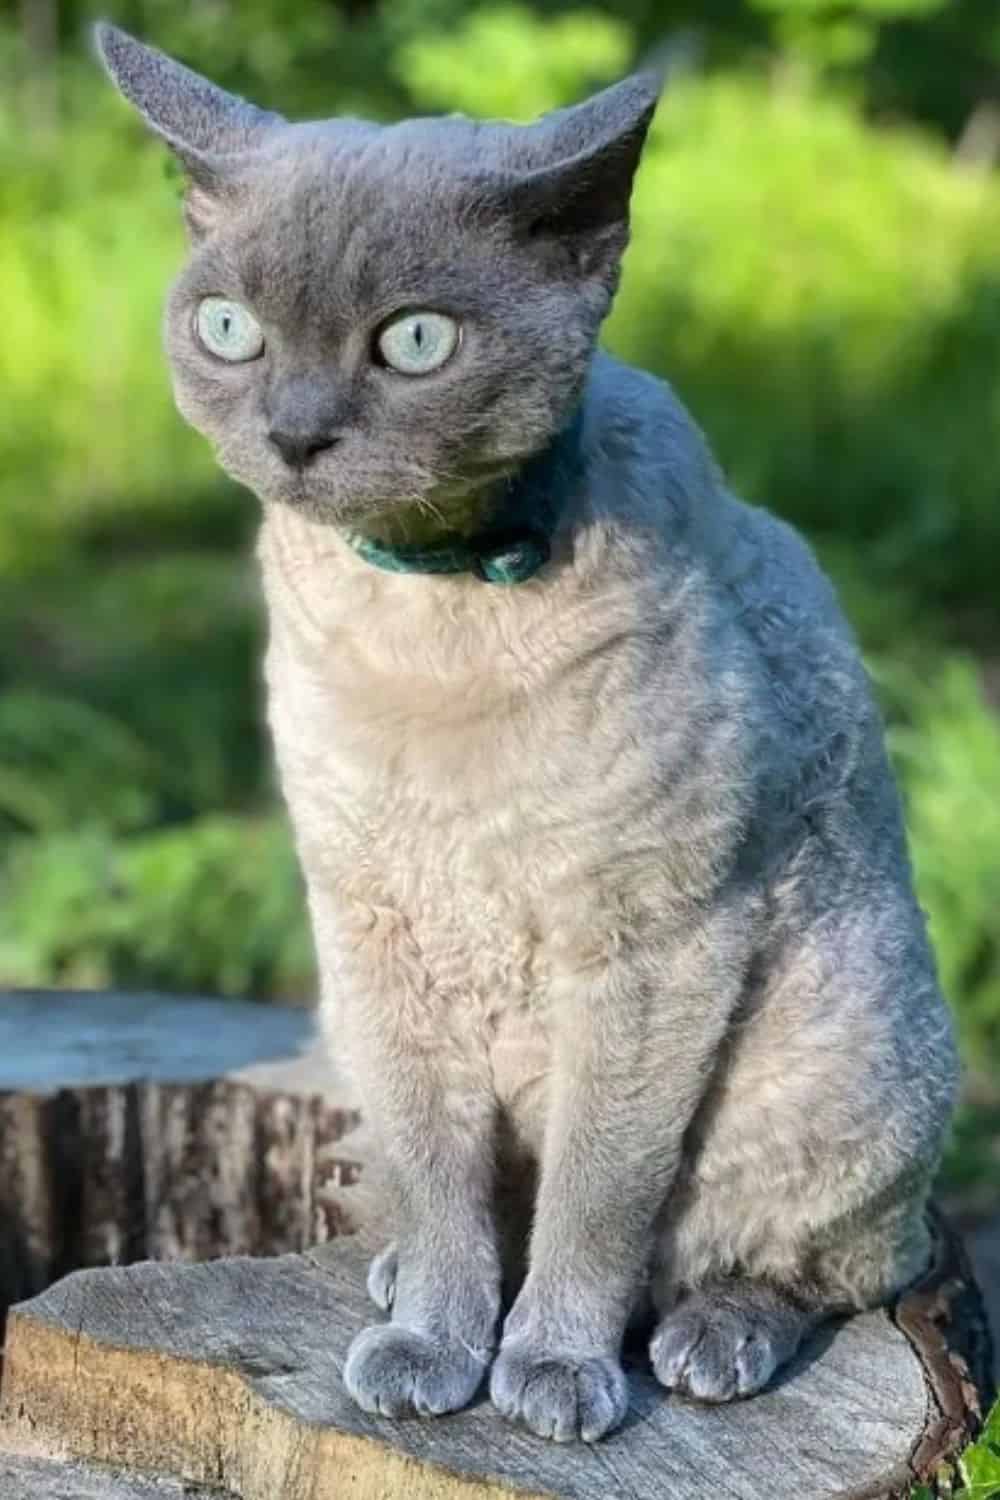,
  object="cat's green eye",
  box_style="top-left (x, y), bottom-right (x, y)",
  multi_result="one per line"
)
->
top-left (196, 297), bottom-right (264, 363)
top-left (376, 311), bottom-right (459, 376)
